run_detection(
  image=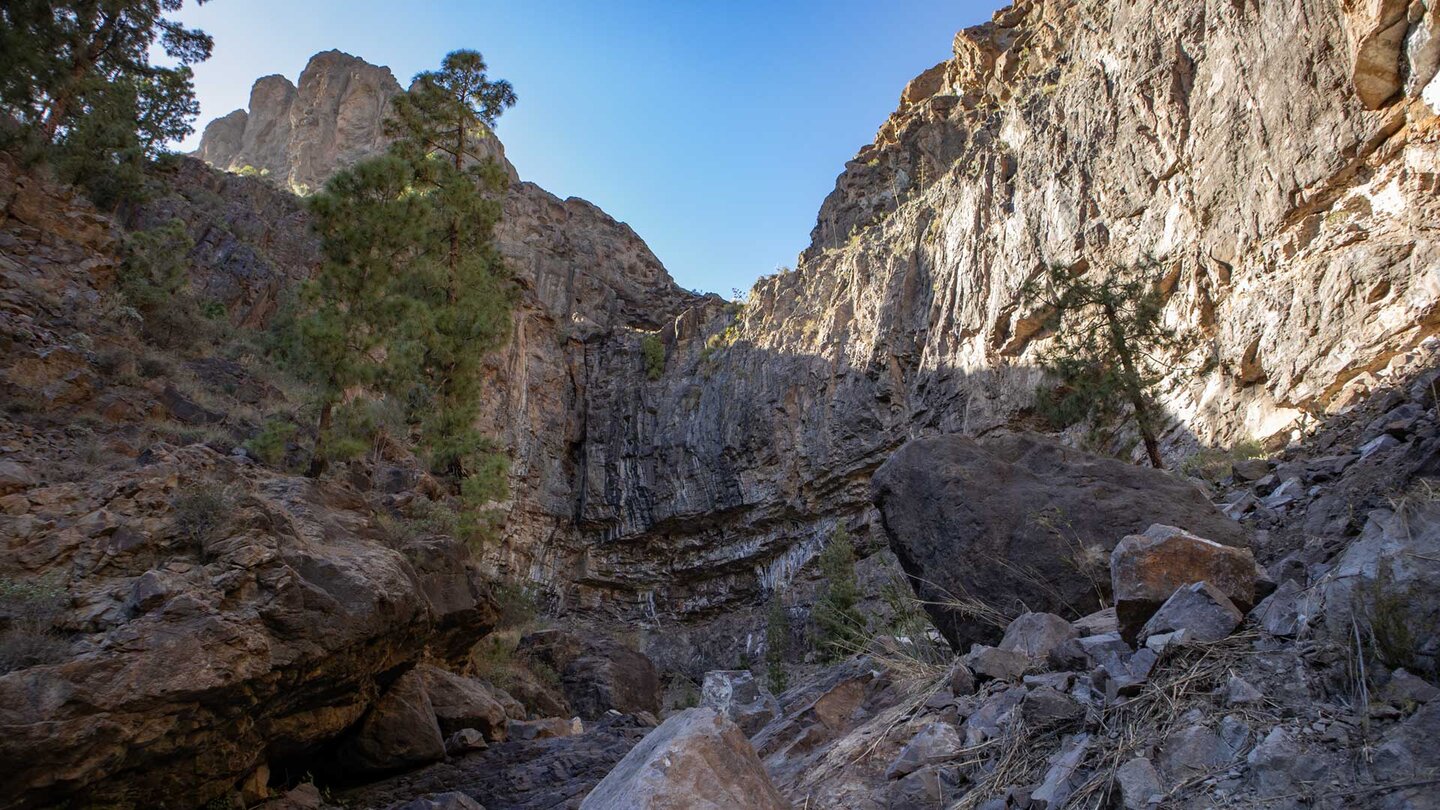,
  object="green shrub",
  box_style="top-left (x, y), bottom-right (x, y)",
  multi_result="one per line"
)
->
top-left (814, 526), bottom-right (865, 661)
top-left (0, 575), bottom-right (69, 674)
top-left (1179, 439), bottom-right (1265, 482)
top-left (244, 418), bottom-right (297, 468)
top-left (171, 484), bottom-right (231, 550)
top-left (641, 334), bottom-right (665, 380)
top-left (765, 591), bottom-right (790, 693)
